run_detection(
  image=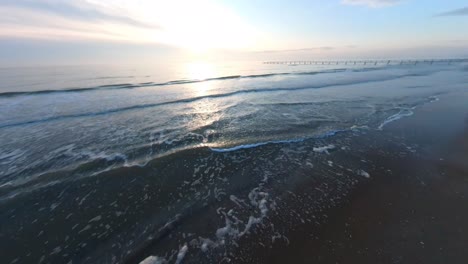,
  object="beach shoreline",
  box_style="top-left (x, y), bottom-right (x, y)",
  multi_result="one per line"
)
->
top-left (1, 73), bottom-right (467, 264)
top-left (241, 91), bottom-right (468, 263)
